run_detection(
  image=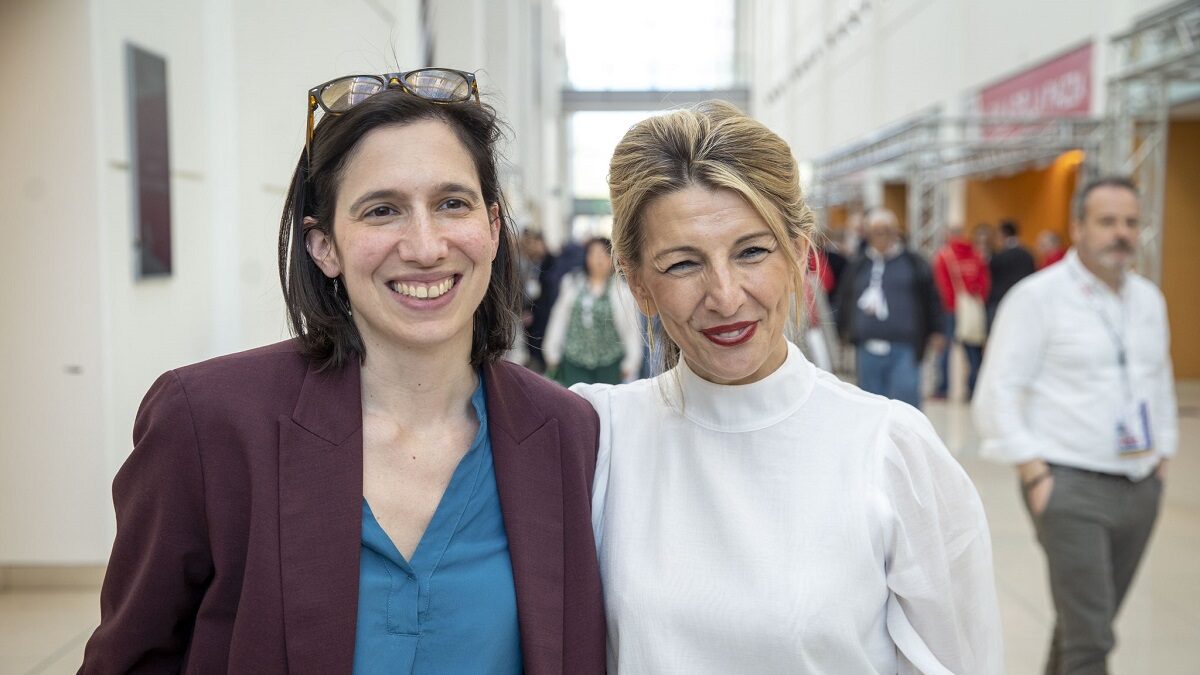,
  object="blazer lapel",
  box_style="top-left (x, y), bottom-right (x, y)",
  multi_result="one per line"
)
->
top-left (278, 360), bottom-right (363, 674)
top-left (485, 362), bottom-right (564, 675)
